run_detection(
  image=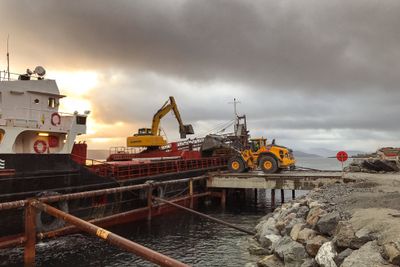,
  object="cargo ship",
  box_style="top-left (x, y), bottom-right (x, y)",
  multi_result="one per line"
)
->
top-left (0, 68), bottom-right (228, 240)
